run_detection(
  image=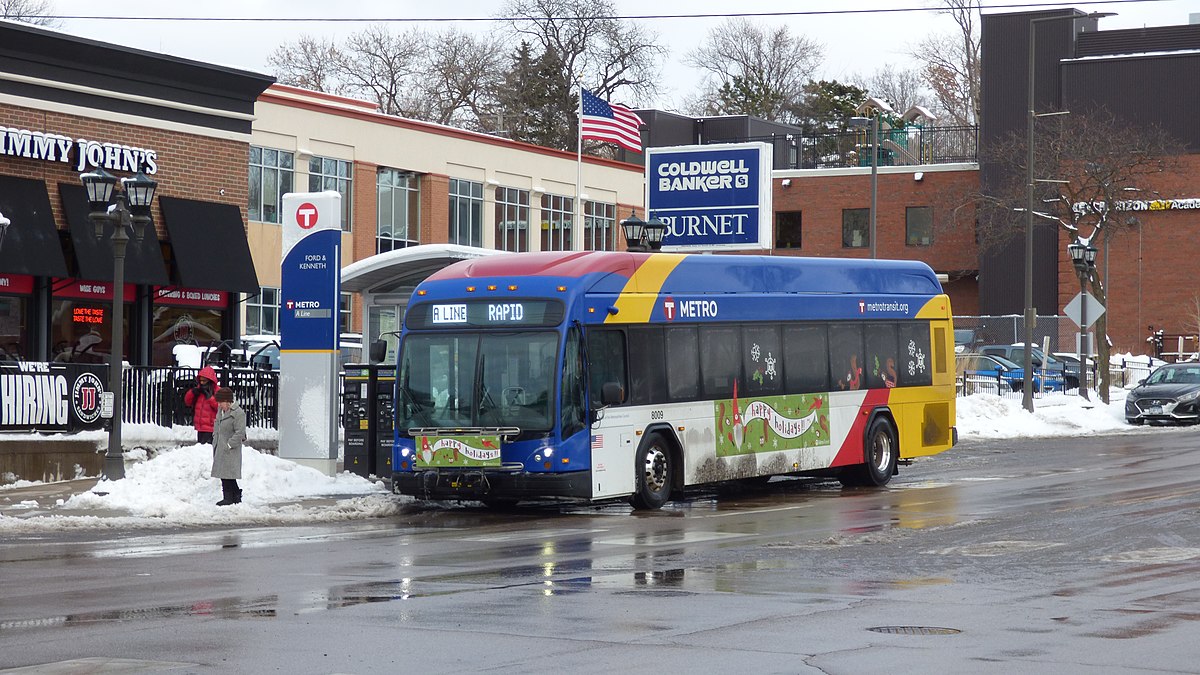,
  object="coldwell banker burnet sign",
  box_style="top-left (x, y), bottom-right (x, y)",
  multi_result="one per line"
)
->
top-left (646, 142), bottom-right (773, 251)
top-left (279, 192), bottom-right (342, 475)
